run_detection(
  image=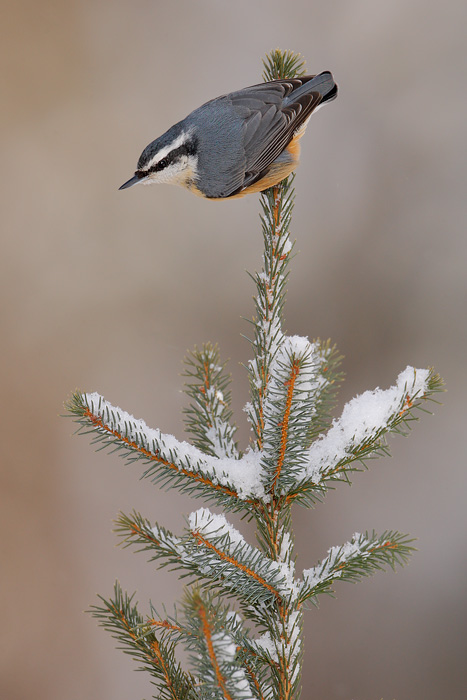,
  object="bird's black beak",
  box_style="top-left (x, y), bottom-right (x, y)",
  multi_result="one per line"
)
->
top-left (119, 174), bottom-right (141, 190)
